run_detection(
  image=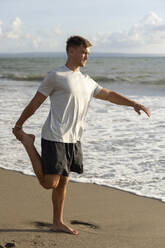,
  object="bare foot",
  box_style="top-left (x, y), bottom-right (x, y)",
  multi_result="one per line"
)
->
top-left (21, 132), bottom-right (35, 147)
top-left (50, 223), bottom-right (79, 235)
